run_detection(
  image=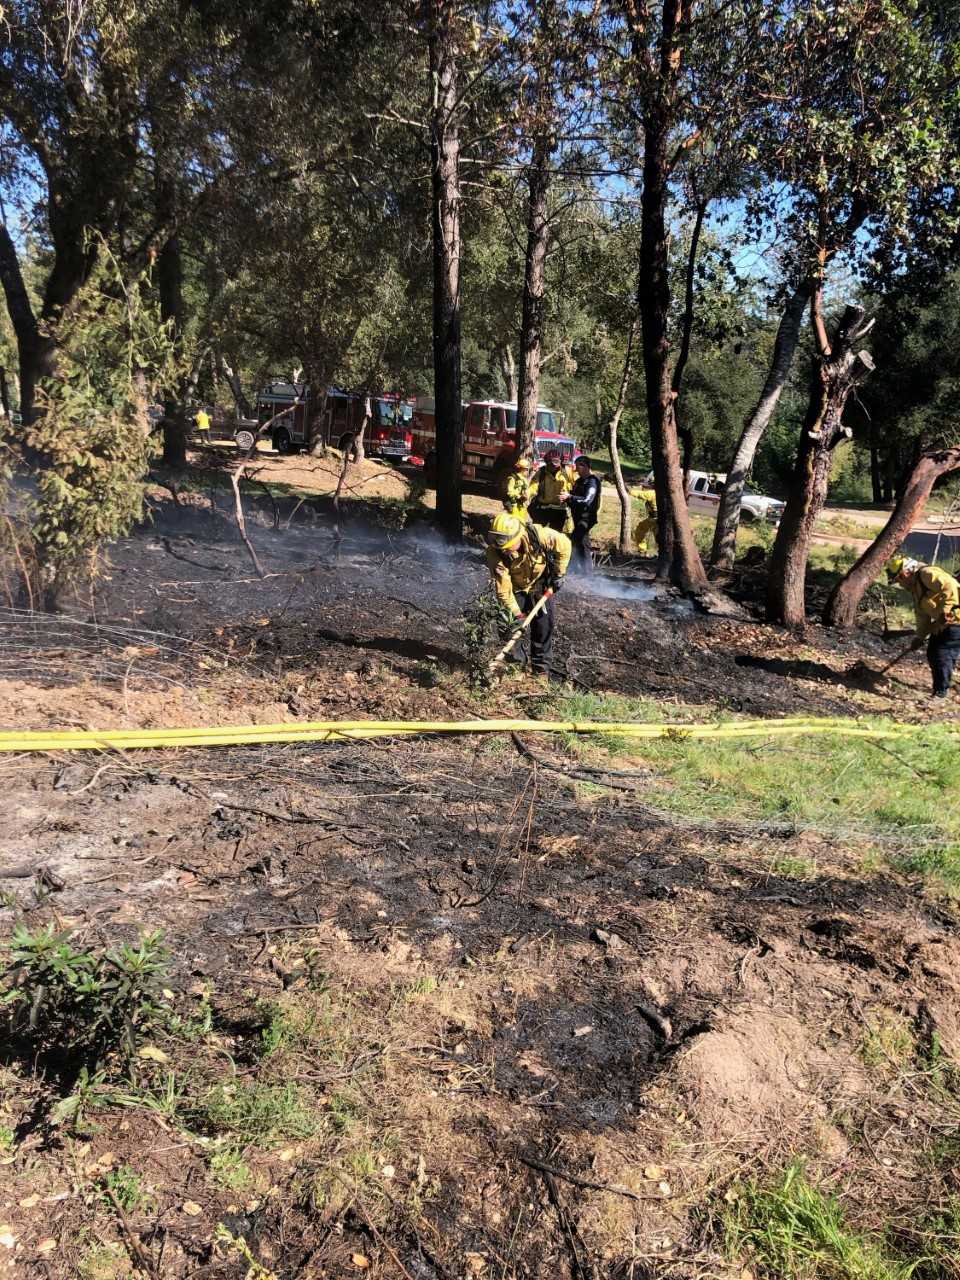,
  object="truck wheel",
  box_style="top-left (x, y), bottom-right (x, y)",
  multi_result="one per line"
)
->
top-left (740, 507), bottom-right (756, 525)
top-left (274, 428), bottom-right (293, 455)
top-left (235, 428), bottom-right (256, 454)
